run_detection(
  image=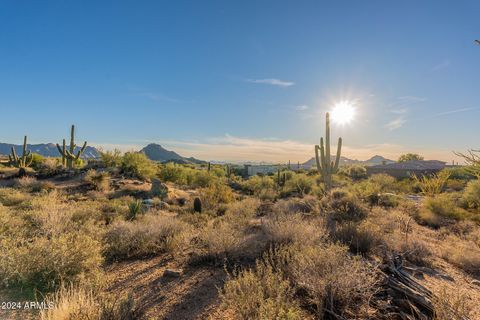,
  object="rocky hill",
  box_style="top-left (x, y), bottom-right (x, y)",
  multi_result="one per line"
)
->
top-left (140, 143), bottom-right (206, 164)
